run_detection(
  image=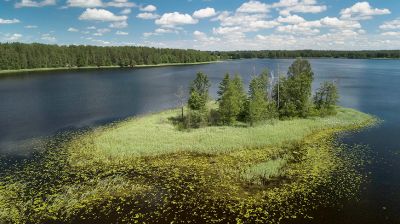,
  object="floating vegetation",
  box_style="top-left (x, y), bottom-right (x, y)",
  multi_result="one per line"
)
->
top-left (0, 107), bottom-right (377, 223)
